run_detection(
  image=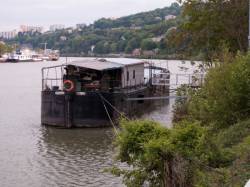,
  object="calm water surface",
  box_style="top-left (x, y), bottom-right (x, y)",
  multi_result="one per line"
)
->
top-left (0, 58), bottom-right (197, 187)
